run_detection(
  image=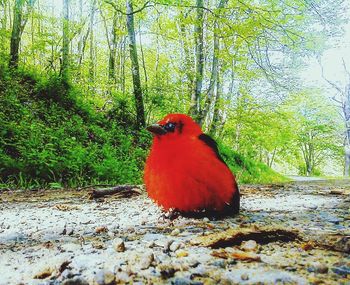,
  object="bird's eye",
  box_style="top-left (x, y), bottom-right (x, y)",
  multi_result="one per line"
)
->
top-left (164, 122), bottom-right (176, 132)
